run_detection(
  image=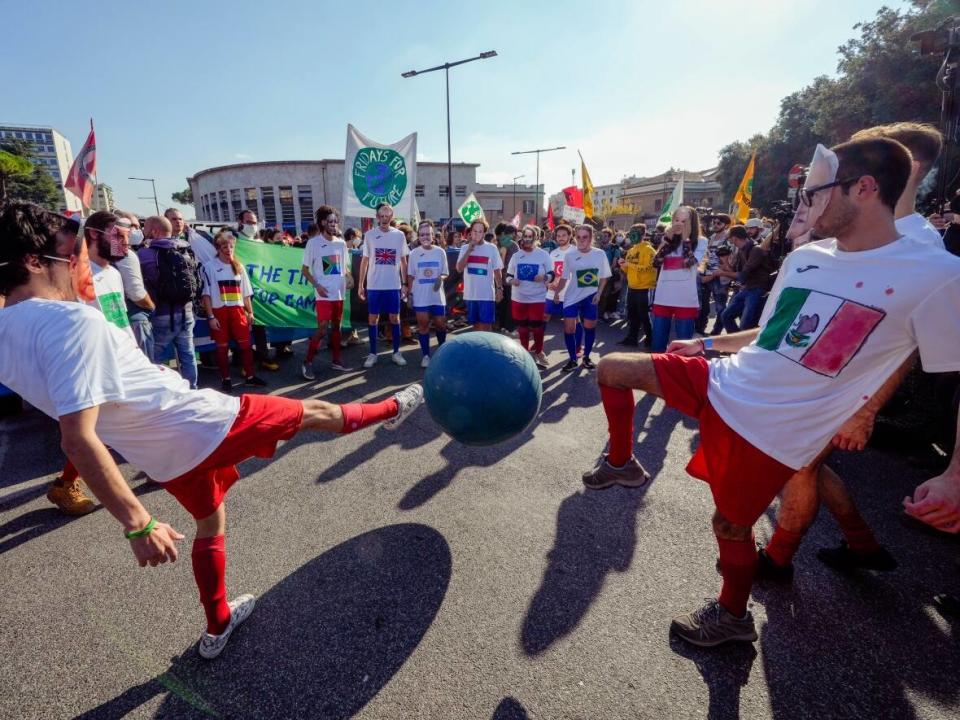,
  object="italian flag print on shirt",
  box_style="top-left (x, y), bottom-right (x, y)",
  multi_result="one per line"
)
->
top-left (756, 287), bottom-right (885, 378)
